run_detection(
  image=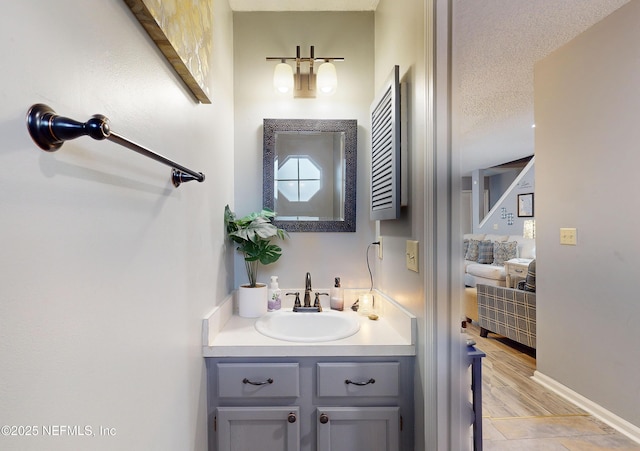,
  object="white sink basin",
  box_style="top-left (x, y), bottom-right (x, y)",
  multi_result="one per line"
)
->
top-left (255, 310), bottom-right (361, 343)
